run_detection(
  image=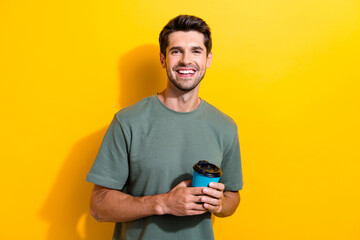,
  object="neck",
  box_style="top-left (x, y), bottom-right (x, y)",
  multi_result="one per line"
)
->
top-left (157, 87), bottom-right (201, 112)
